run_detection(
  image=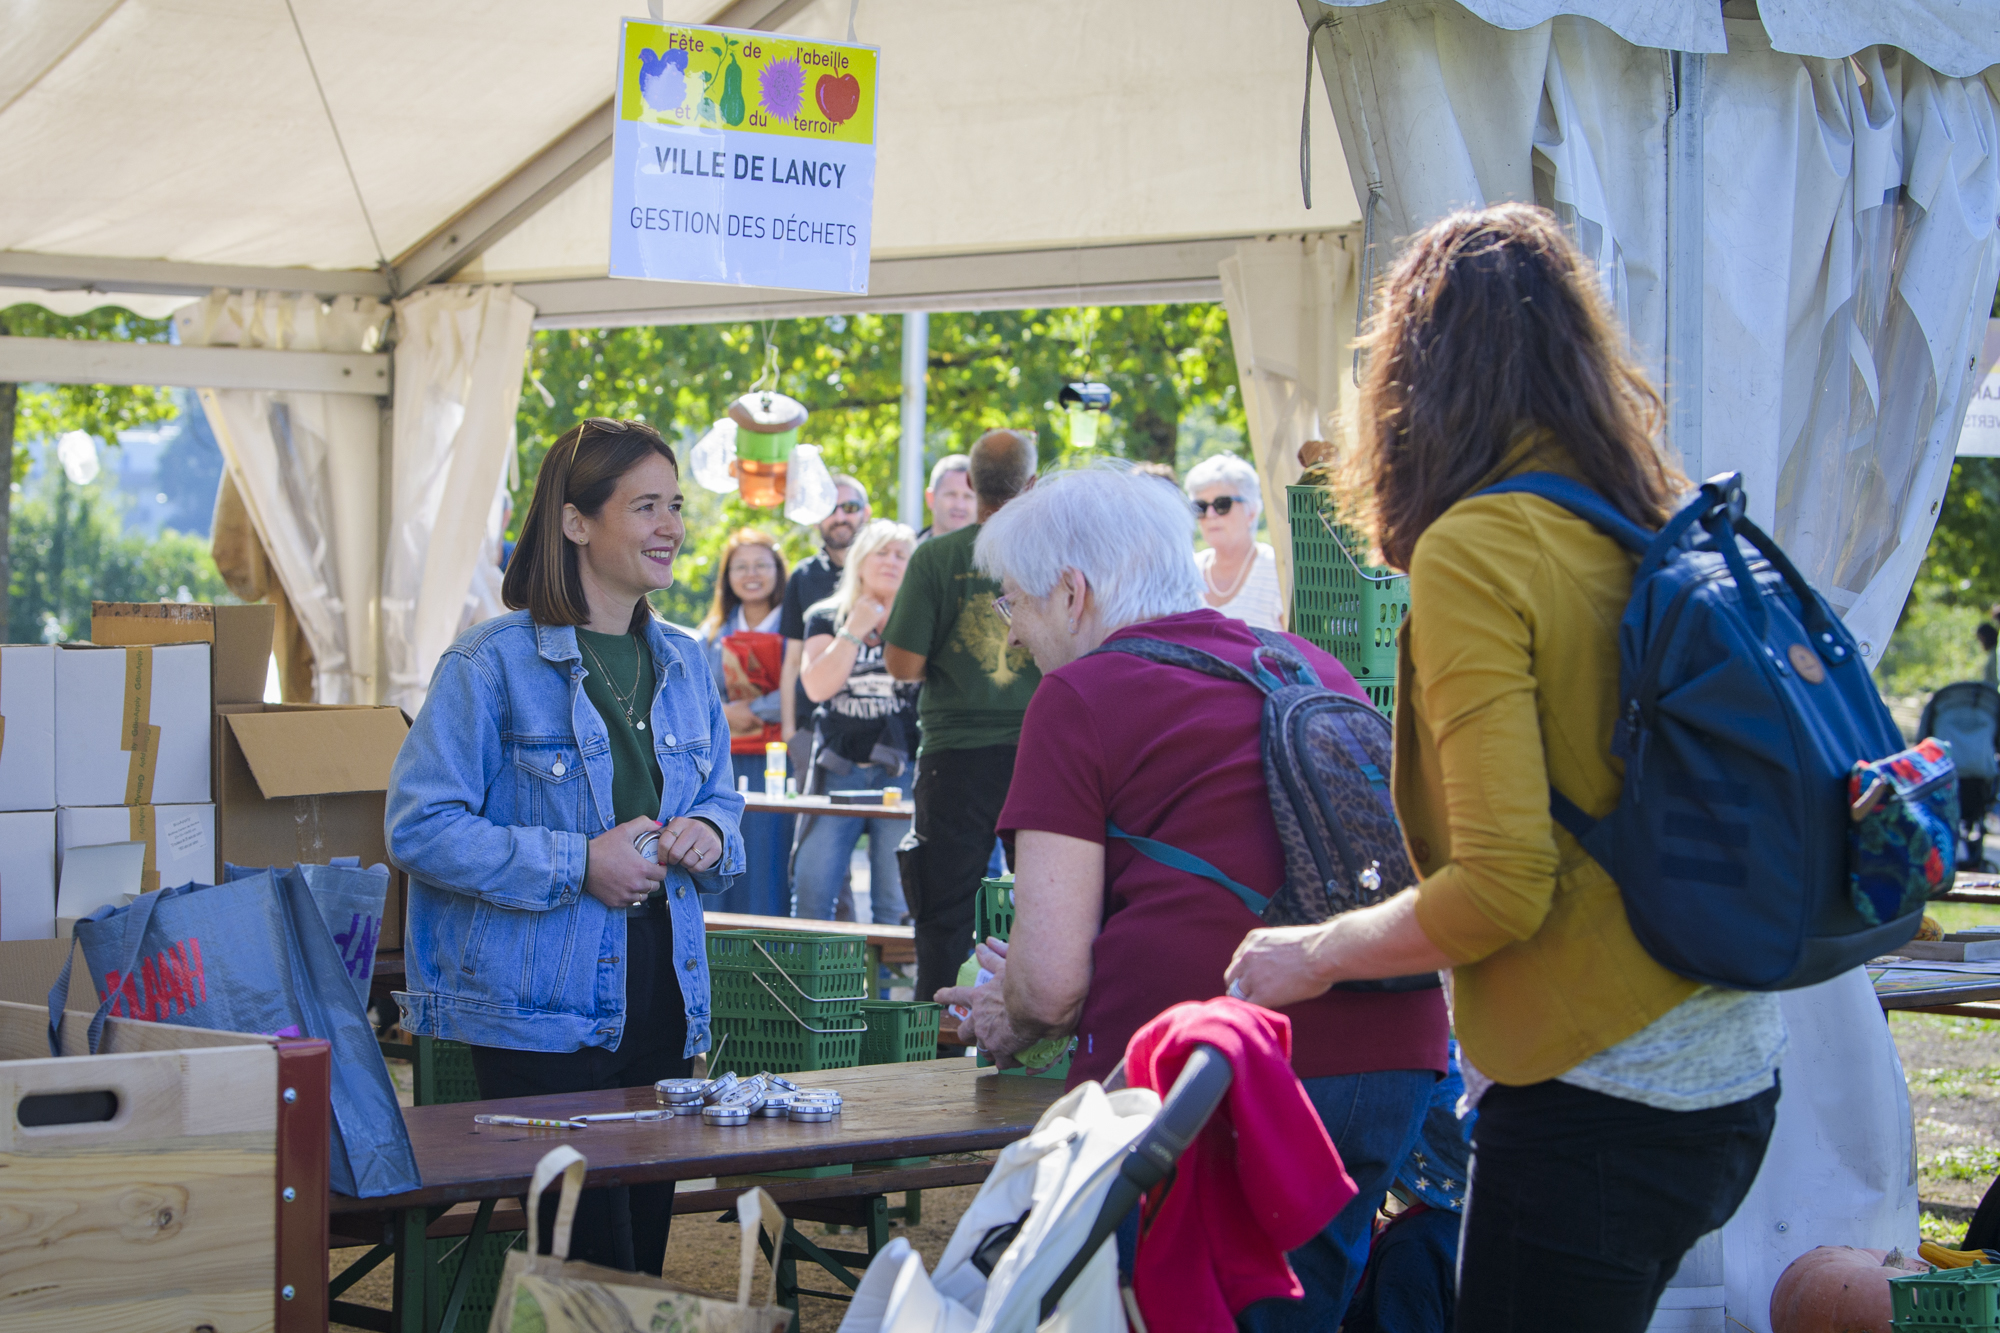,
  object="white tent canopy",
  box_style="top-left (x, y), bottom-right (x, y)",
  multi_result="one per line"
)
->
top-left (2, 0), bottom-right (1996, 708)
